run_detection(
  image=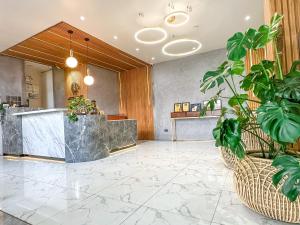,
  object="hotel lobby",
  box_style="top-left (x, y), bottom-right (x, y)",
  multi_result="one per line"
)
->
top-left (0, 0), bottom-right (300, 224)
